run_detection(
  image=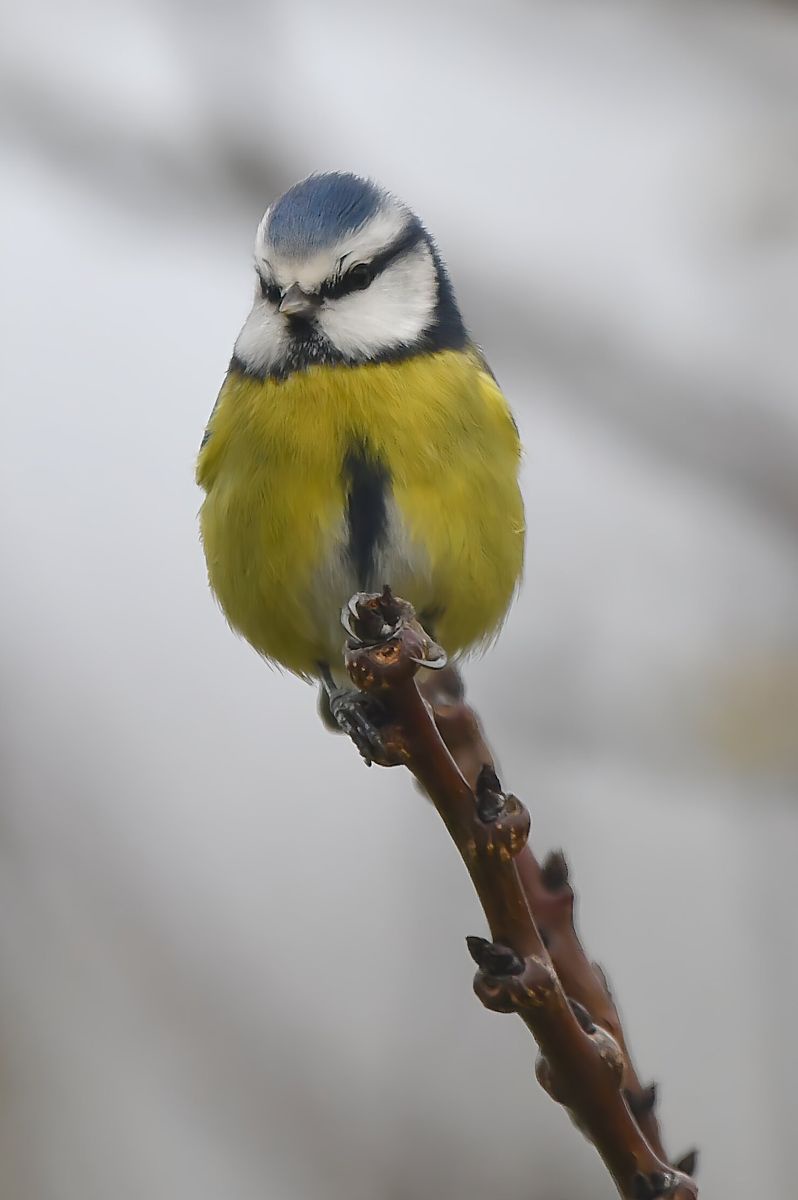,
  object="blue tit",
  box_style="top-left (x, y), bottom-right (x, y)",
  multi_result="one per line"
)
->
top-left (196, 172), bottom-right (524, 757)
